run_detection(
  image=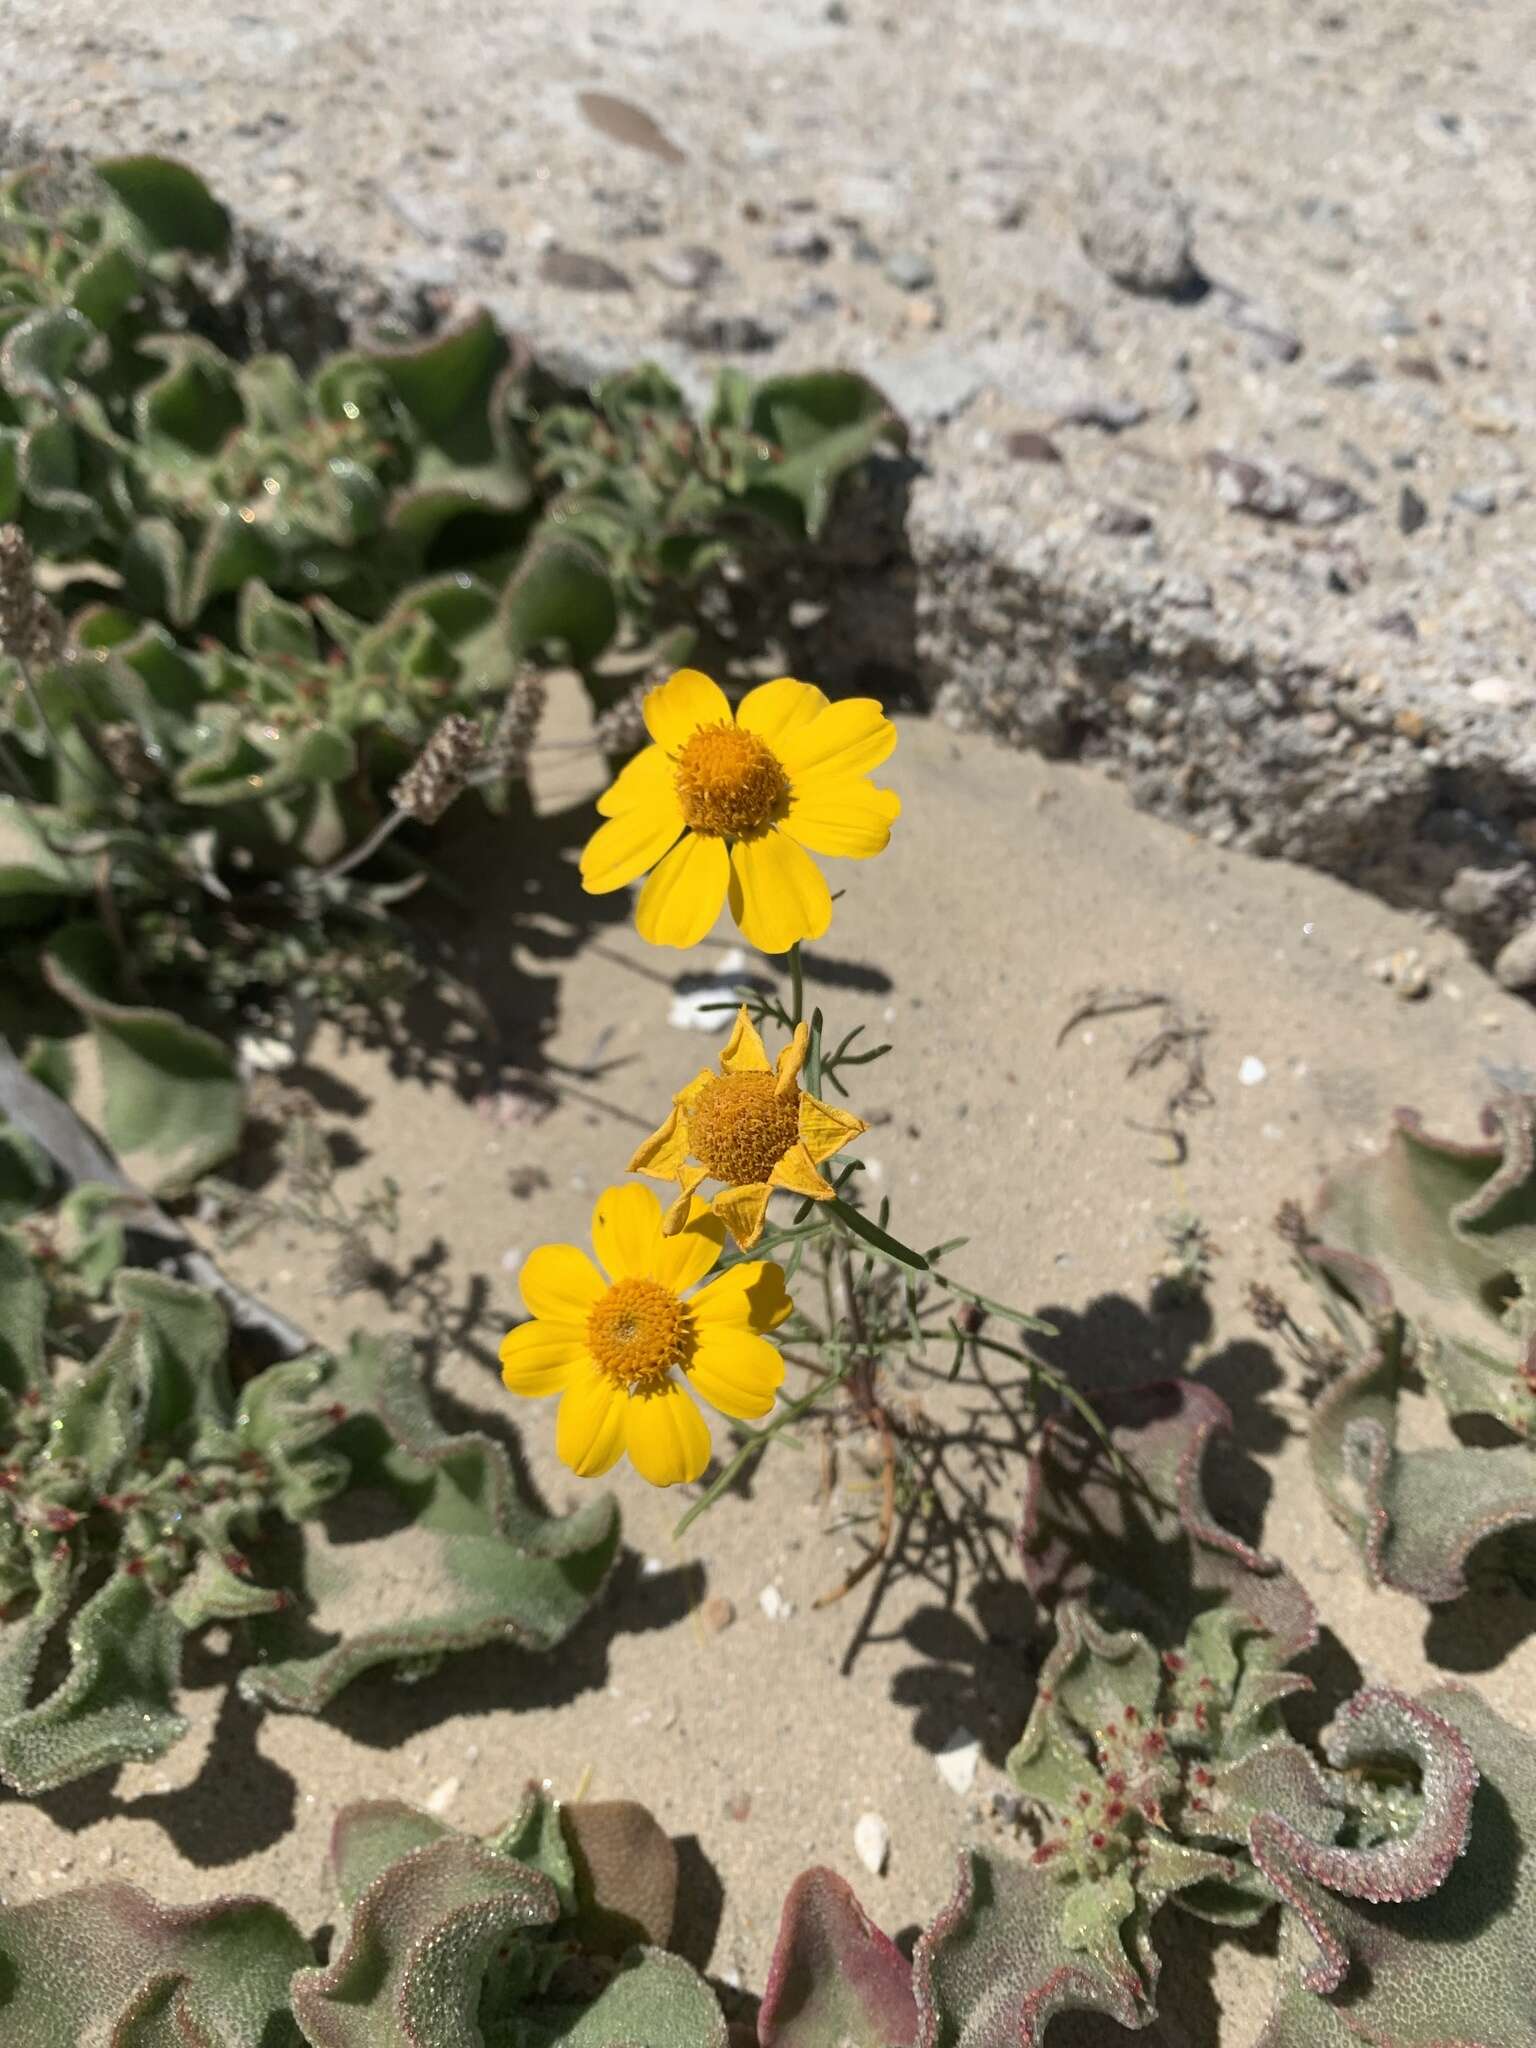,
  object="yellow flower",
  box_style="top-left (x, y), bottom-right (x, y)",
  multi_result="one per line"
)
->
top-left (631, 1006), bottom-right (866, 1251)
top-left (499, 1182), bottom-right (791, 1487)
top-left (579, 668), bottom-right (900, 952)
